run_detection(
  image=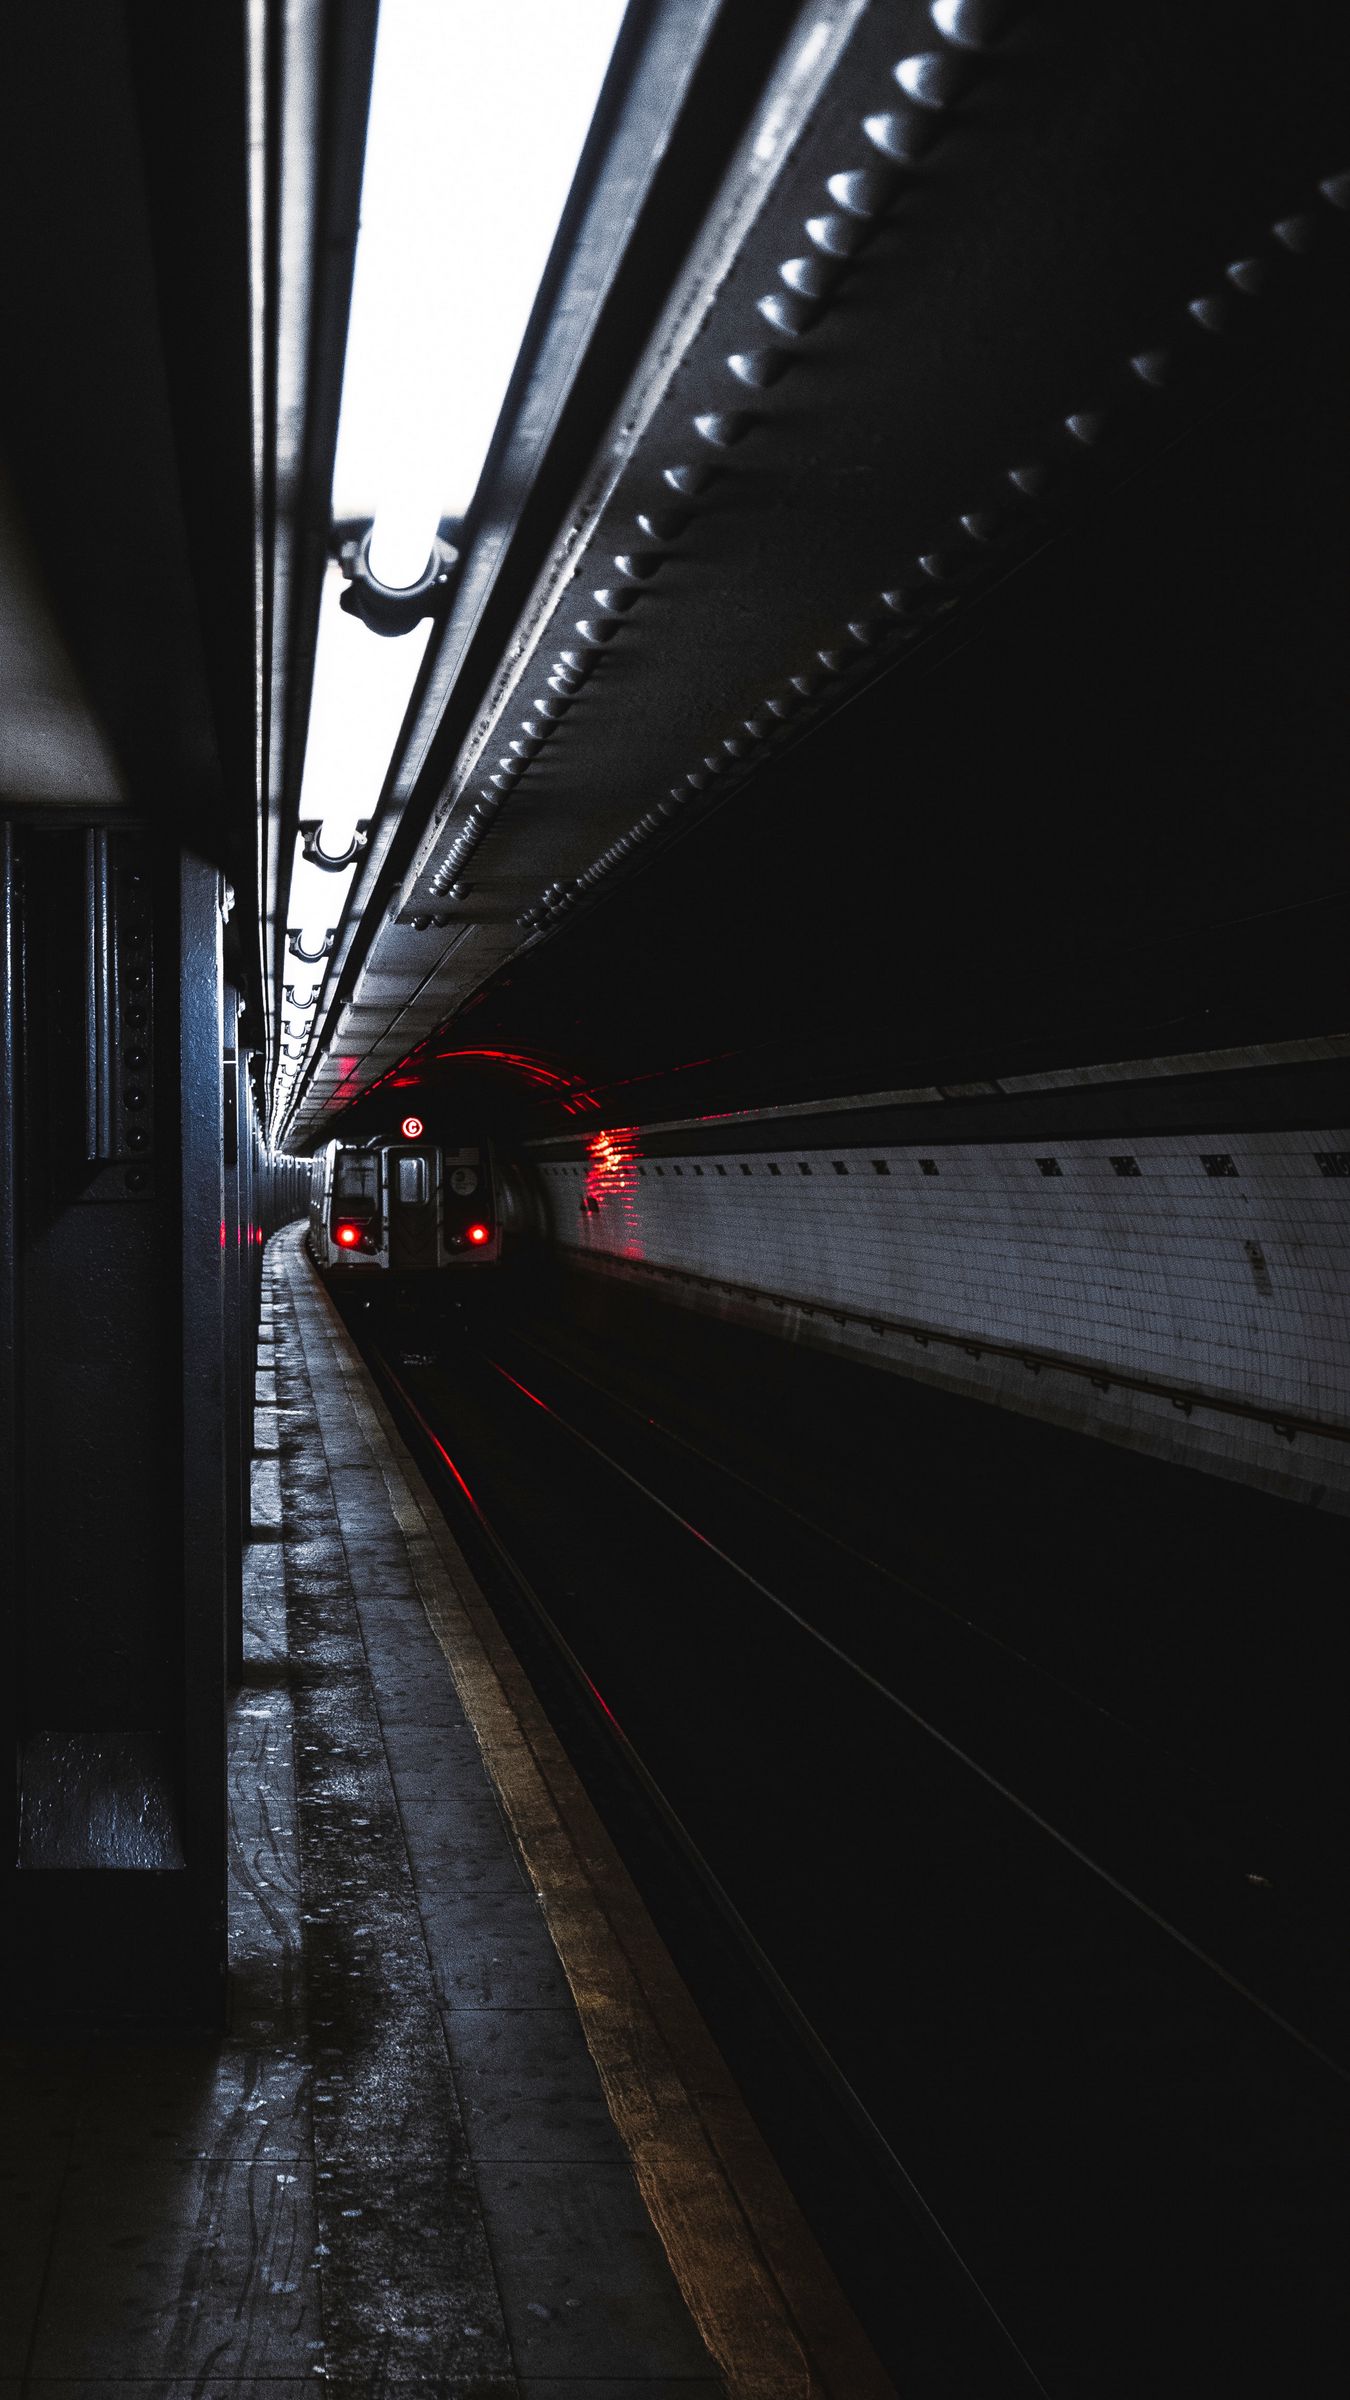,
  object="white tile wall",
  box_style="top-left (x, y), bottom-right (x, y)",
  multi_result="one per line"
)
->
top-left (533, 1128), bottom-right (1350, 1509)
